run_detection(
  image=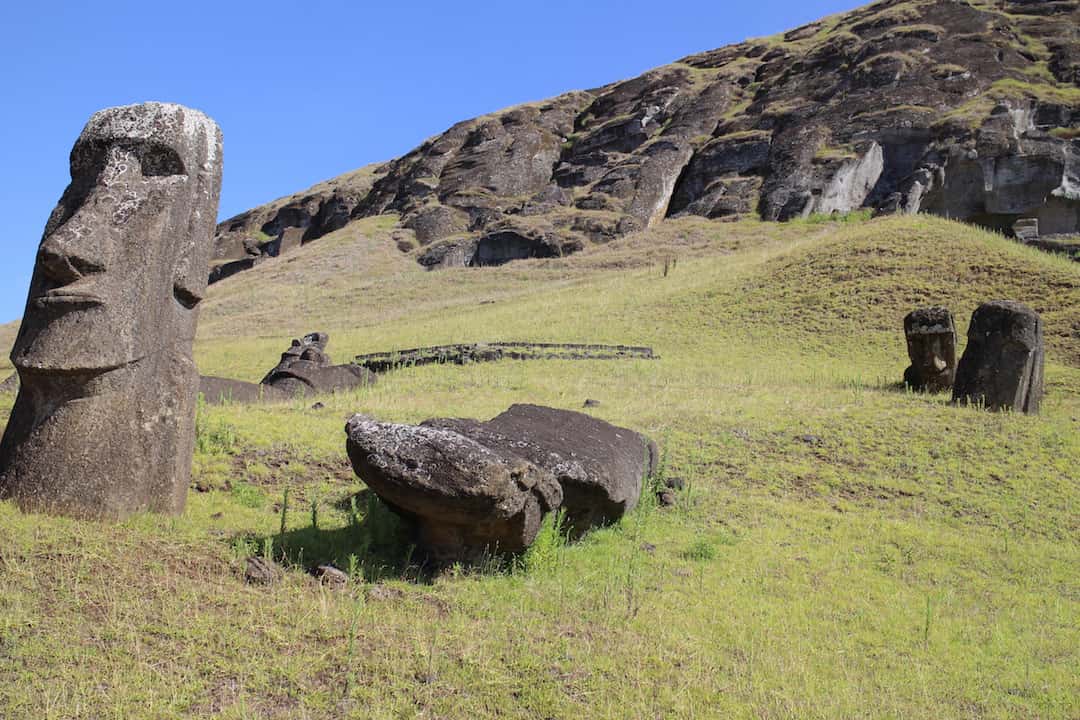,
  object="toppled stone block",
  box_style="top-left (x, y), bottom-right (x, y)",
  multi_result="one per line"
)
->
top-left (953, 301), bottom-right (1044, 414)
top-left (1013, 217), bottom-right (1040, 243)
top-left (0, 103), bottom-right (222, 519)
top-left (903, 307), bottom-right (958, 392)
top-left (425, 404), bottom-right (655, 537)
top-left (345, 415), bottom-right (563, 565)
